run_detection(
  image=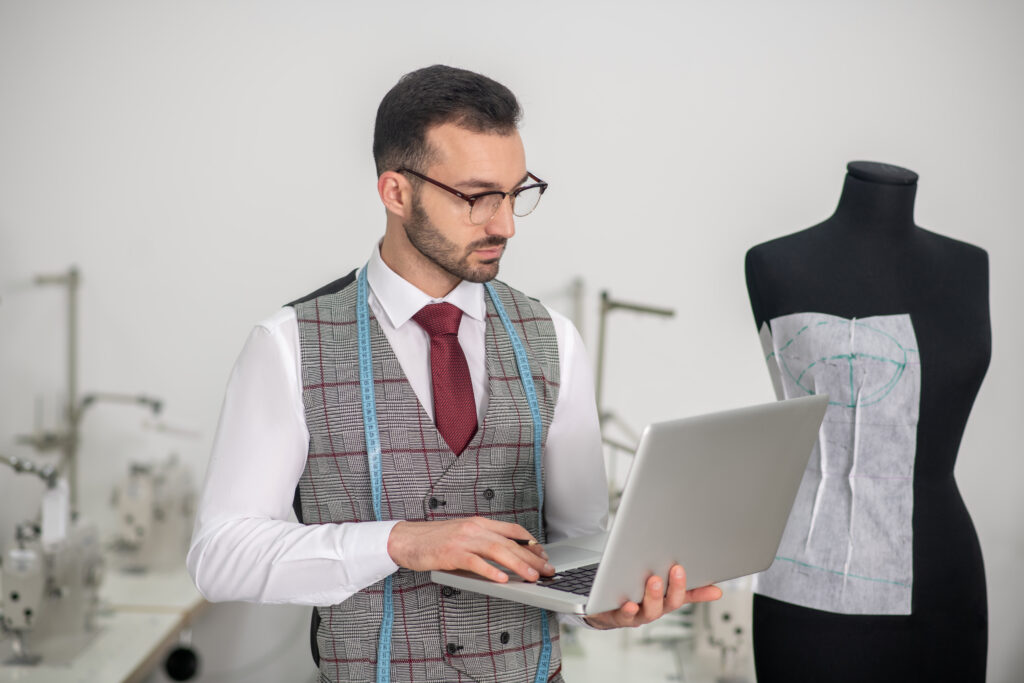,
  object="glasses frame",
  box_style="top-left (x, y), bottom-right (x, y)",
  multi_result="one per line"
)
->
top-left (396, 168), bottom-right (548, 224)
